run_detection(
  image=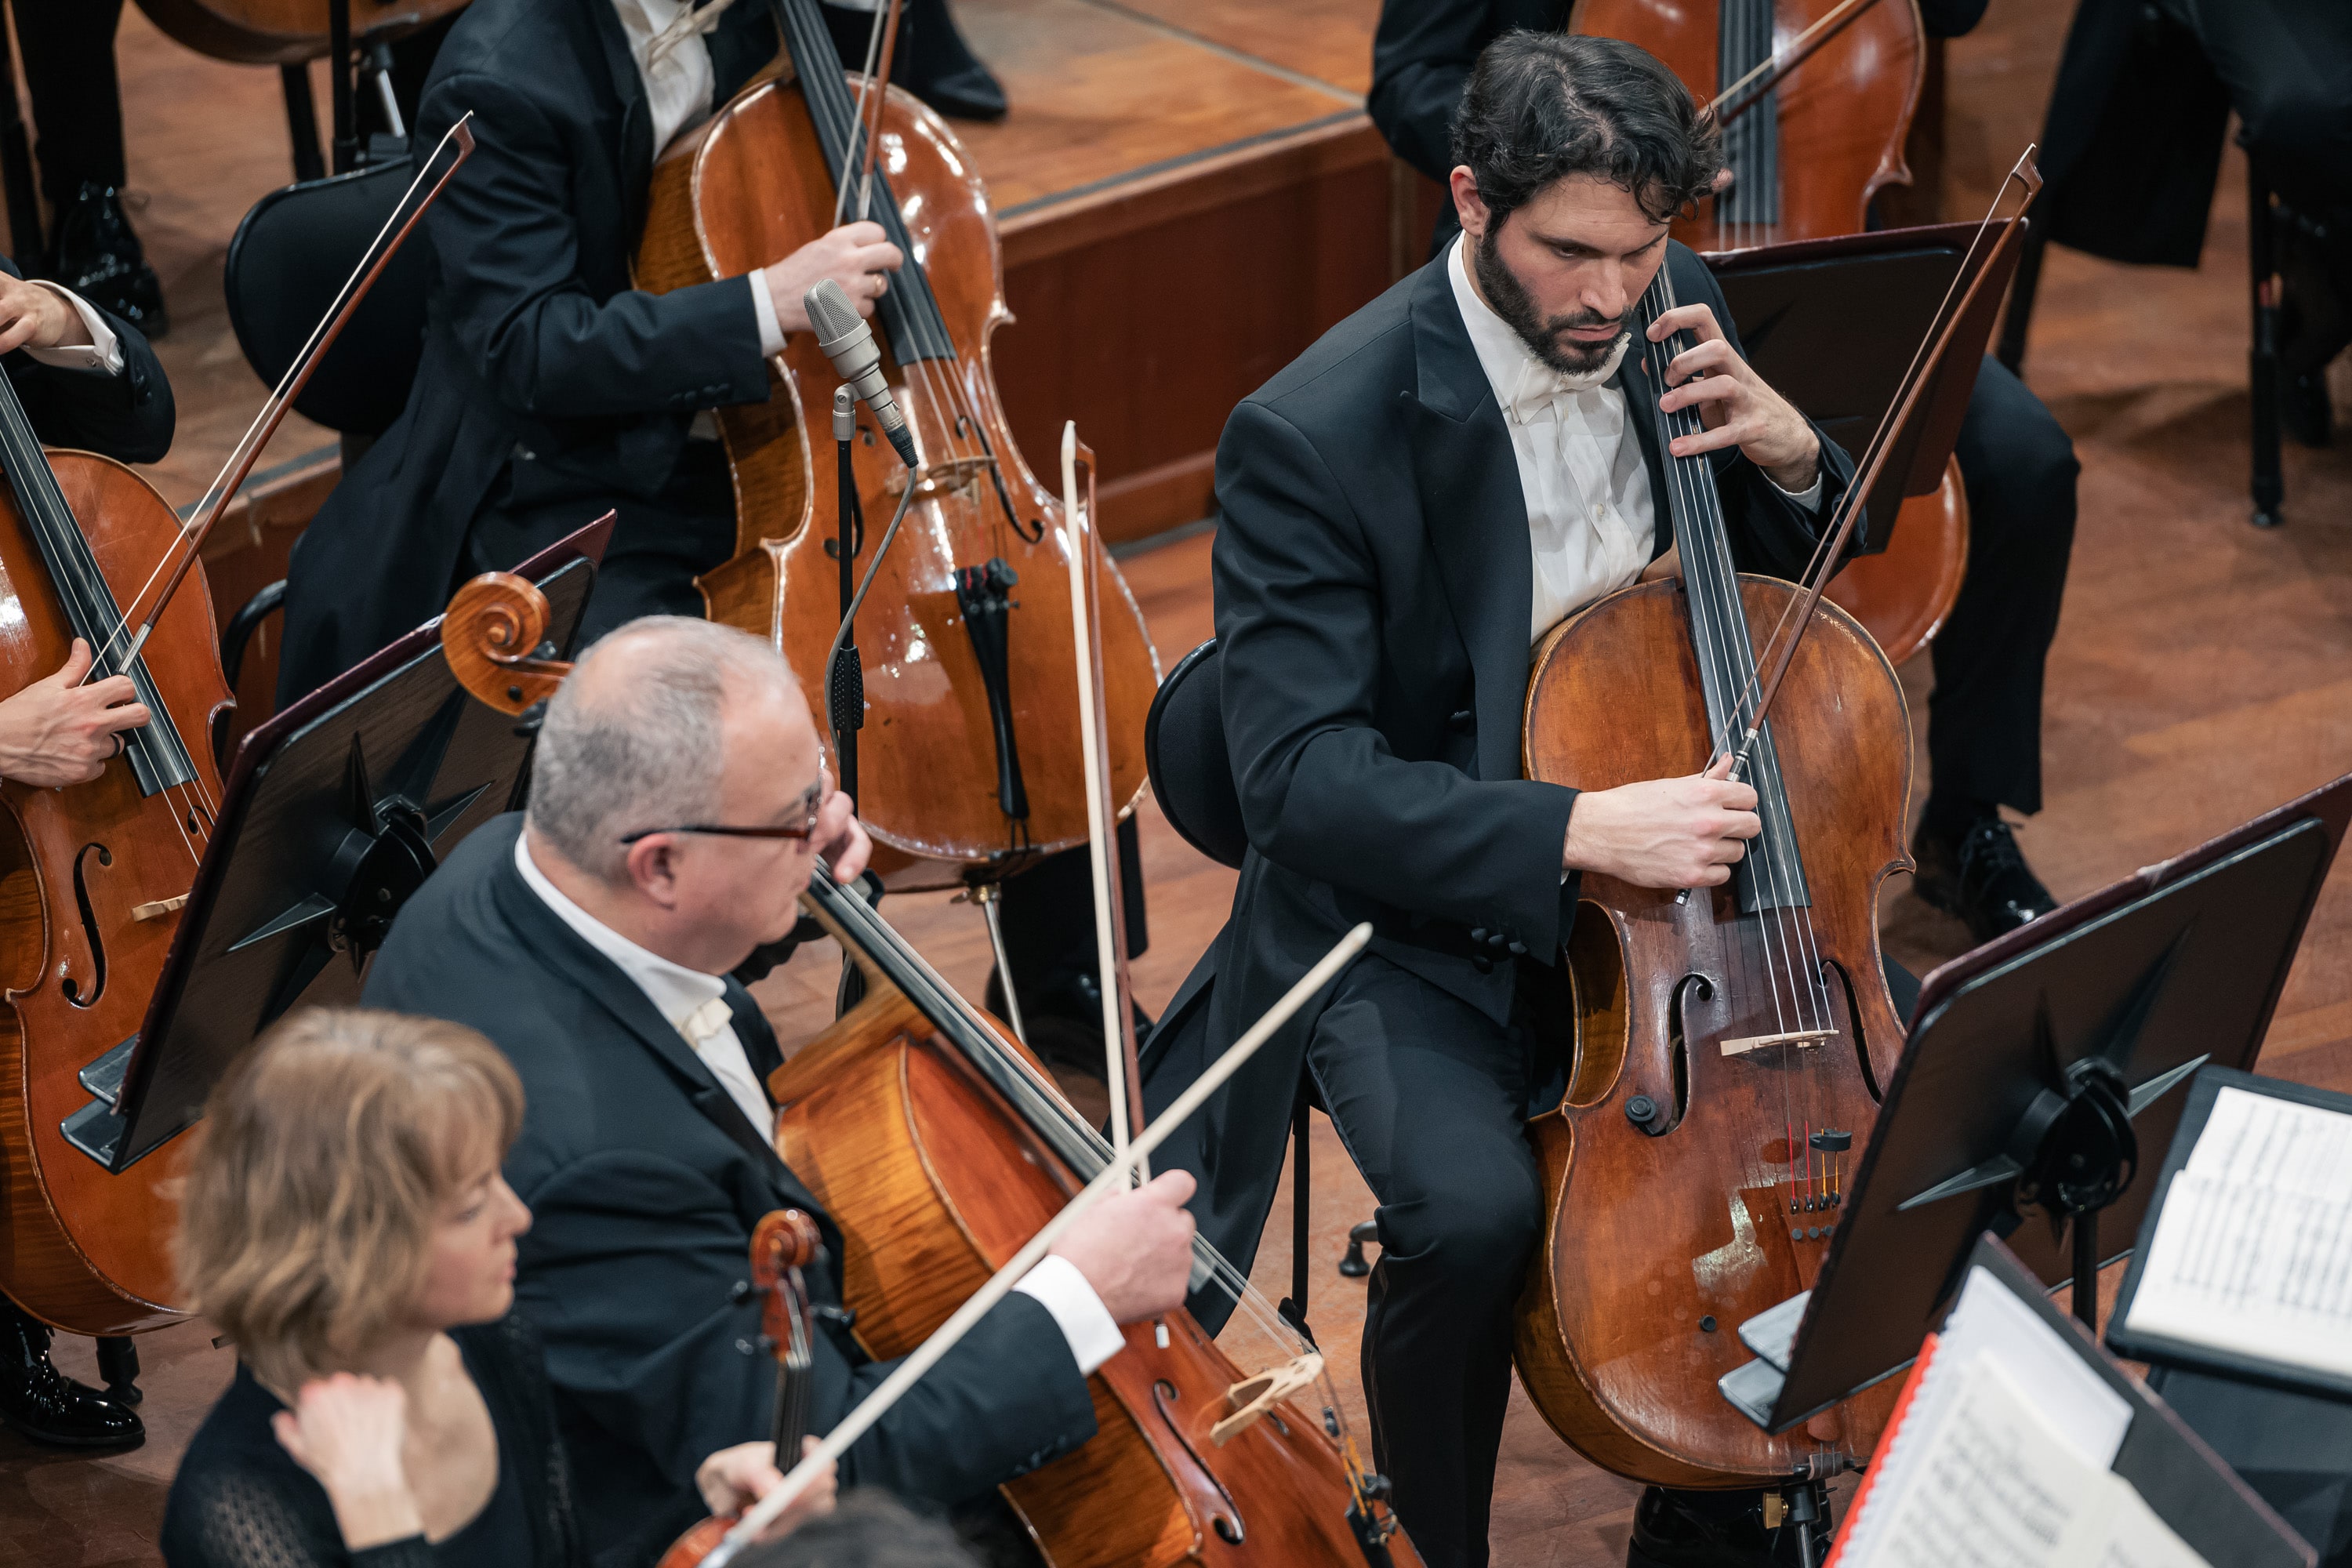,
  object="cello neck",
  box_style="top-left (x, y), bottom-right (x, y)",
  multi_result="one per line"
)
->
top-left (1635, 270), bottom-right (1810, 914)
top-left (0, 373), bottom-right (198, 796)
top-left (768, 0), bottom-right (956, 367)
top-left (1714, 0), bottom-right (1781, 231)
